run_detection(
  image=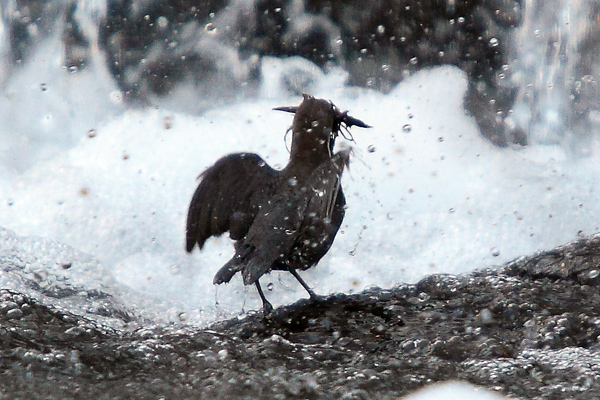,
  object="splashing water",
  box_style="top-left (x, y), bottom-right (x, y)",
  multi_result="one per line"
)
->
top-left (508, 0), bottom-right (600, 153)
